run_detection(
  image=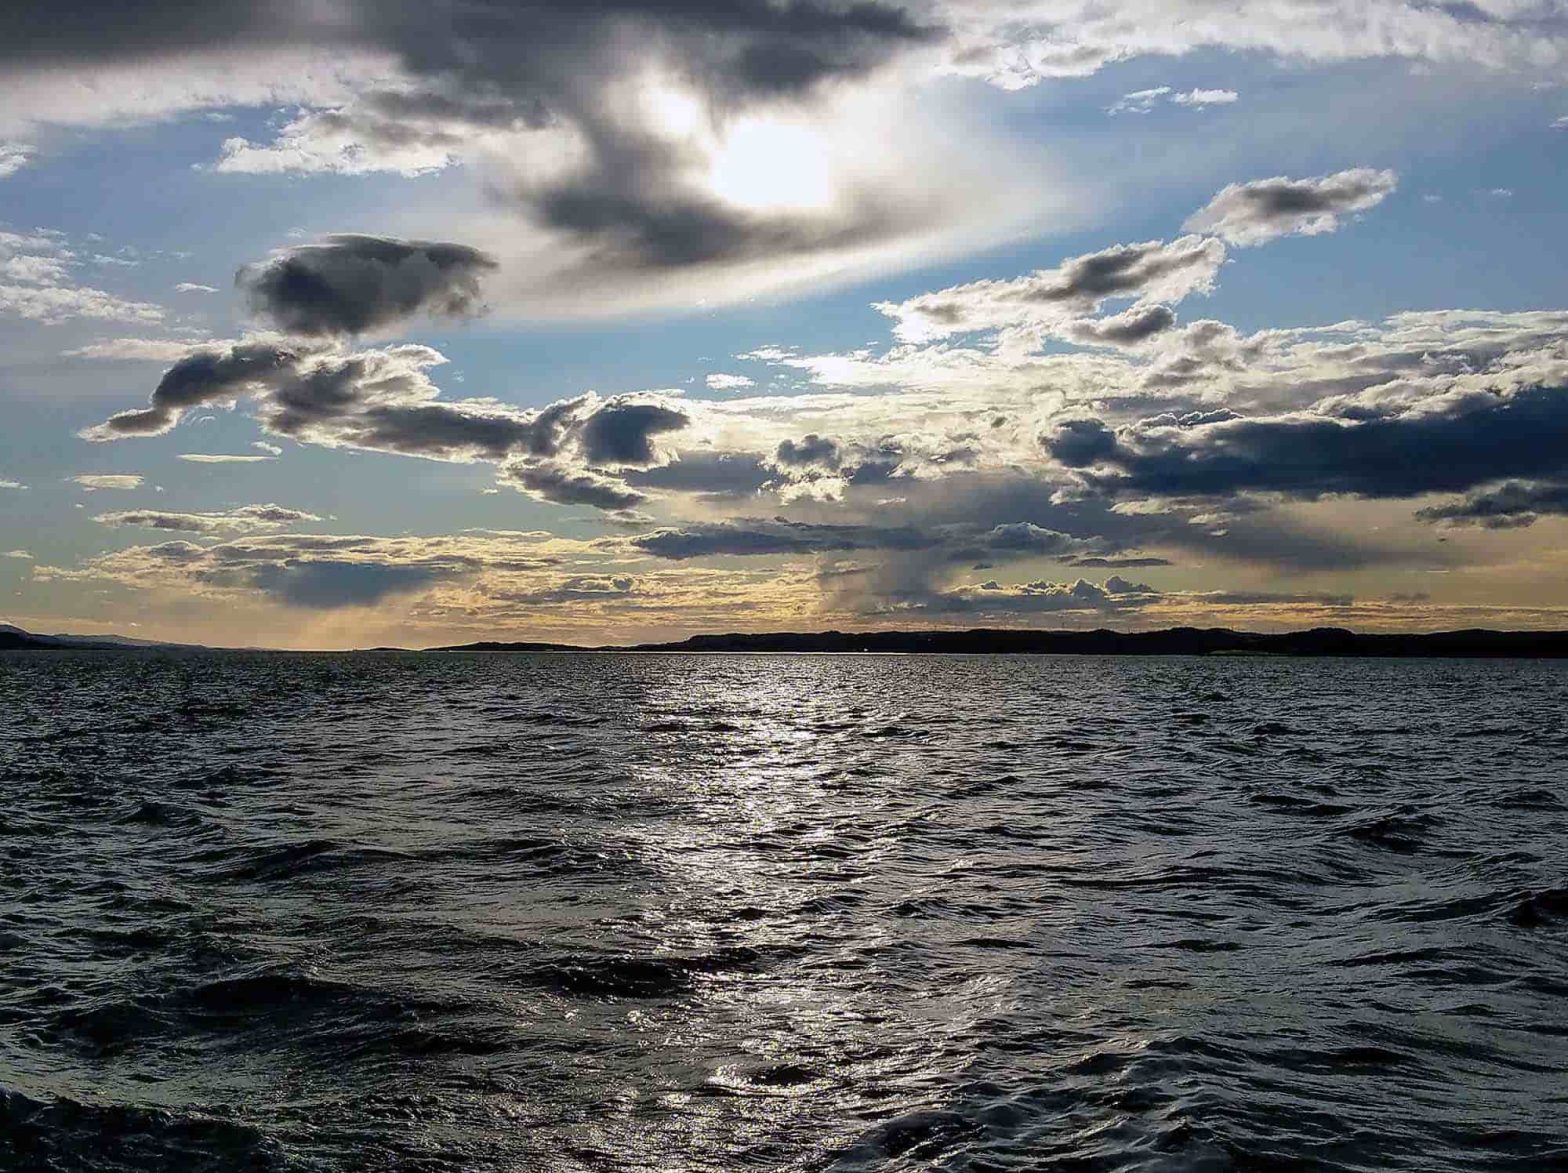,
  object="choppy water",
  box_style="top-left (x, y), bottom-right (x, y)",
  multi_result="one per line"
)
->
top-left (1, 651), bottom-right (1566, 1172)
